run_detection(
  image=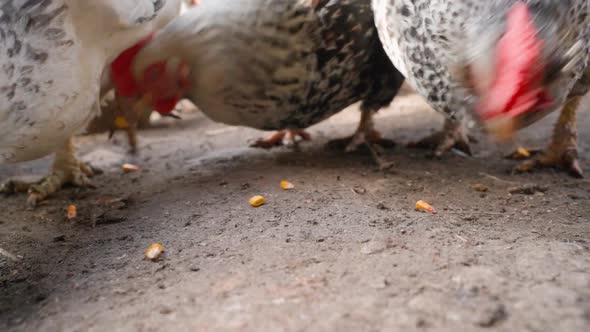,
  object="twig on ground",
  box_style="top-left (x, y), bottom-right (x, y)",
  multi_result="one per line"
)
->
top-left (455, 234), bottom-right (468, 243)
top-left (479, 173), bottom-right (519, 185)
